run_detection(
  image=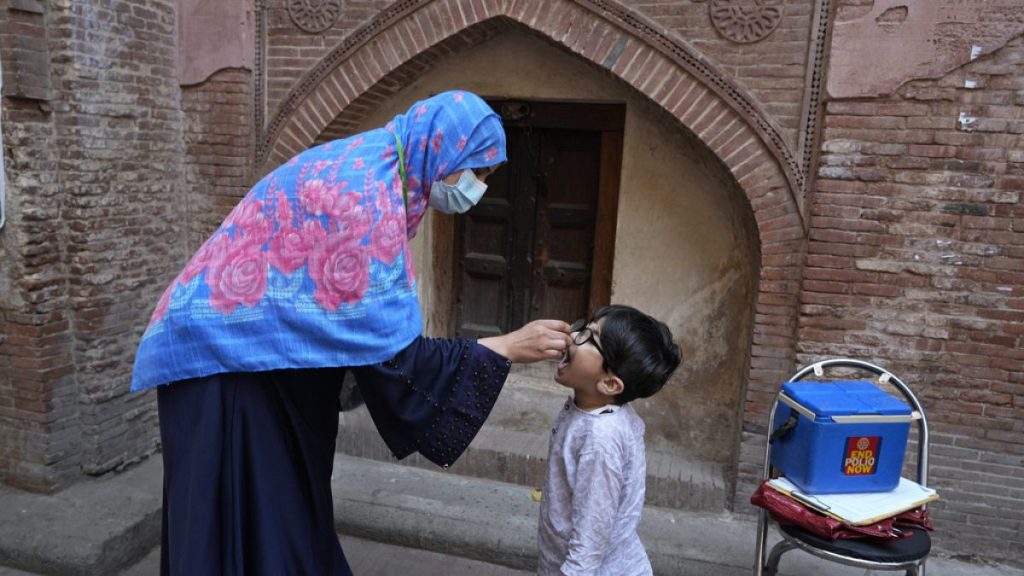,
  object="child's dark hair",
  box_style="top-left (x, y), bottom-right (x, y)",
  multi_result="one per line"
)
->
top-left (593, 304), bottom-right (682, 404)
